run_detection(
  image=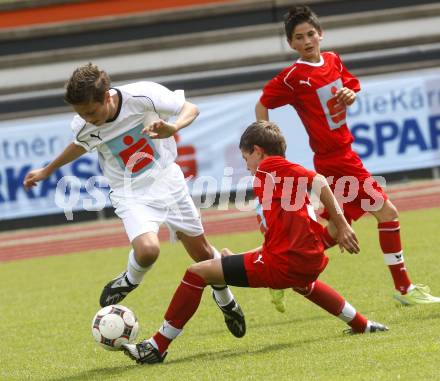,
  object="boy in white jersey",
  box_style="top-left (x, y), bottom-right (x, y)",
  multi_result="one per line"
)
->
top-left (23, 63), bottom-right (246, 338)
